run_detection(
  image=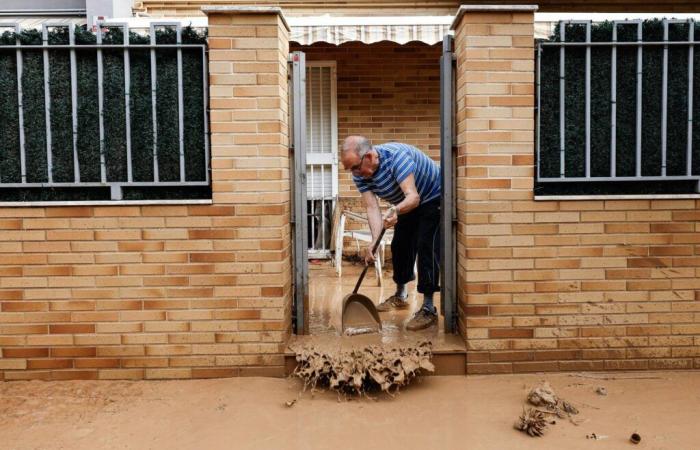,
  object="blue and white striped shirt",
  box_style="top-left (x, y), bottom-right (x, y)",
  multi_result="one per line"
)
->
top-left (352, 143), bottom-right (441, 205)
